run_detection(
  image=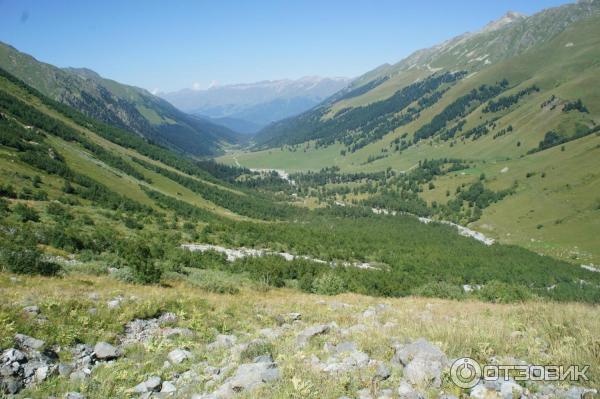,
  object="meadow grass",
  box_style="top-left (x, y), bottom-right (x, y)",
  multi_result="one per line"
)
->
top-left (2, 272), bottom-right (598, 398)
